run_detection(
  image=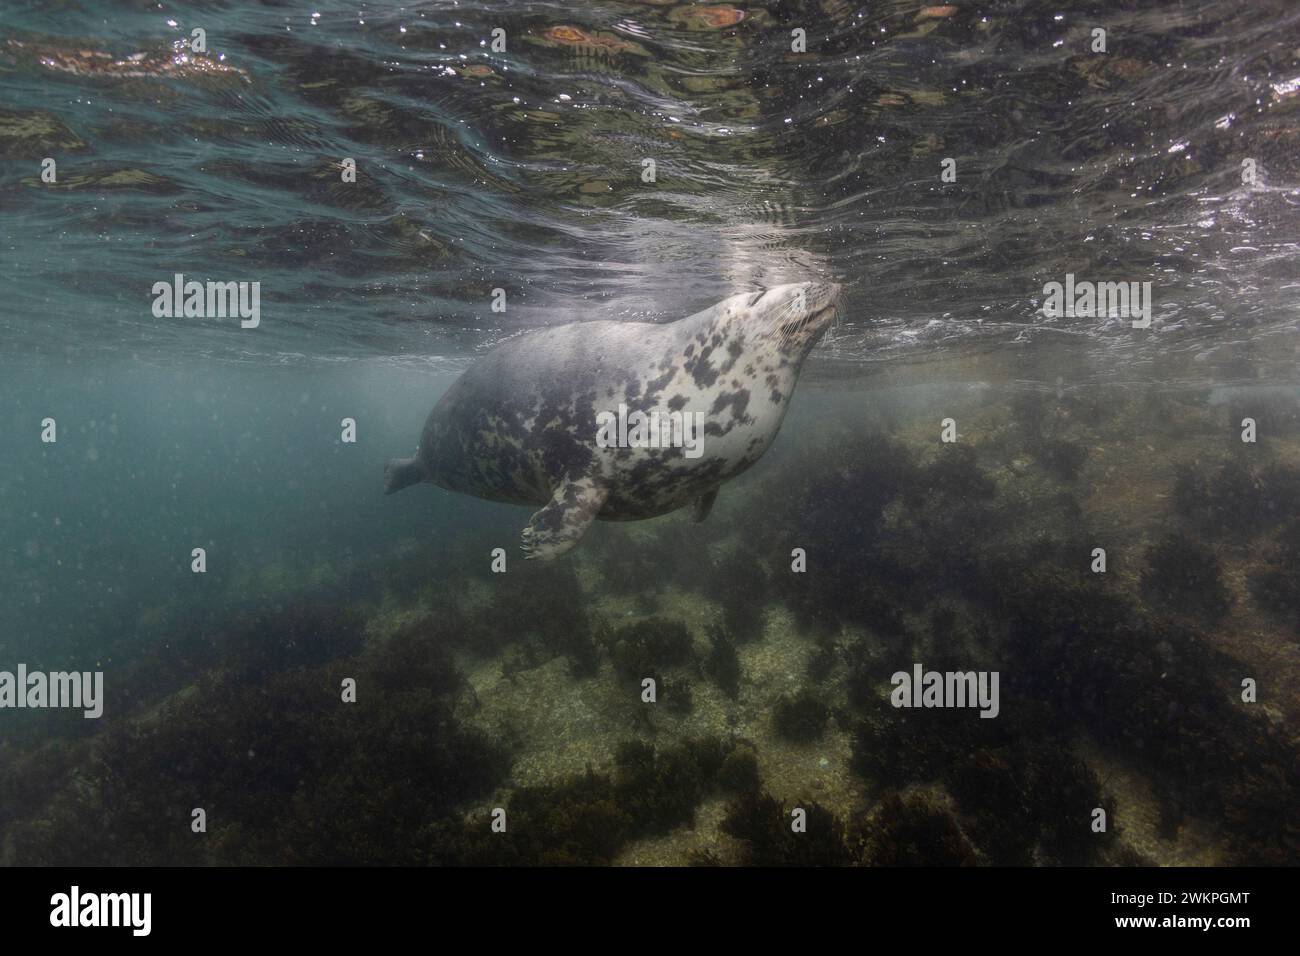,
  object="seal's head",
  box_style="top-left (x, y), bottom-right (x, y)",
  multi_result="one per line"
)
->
top-left (735, 281), bottom-right (841, 363)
